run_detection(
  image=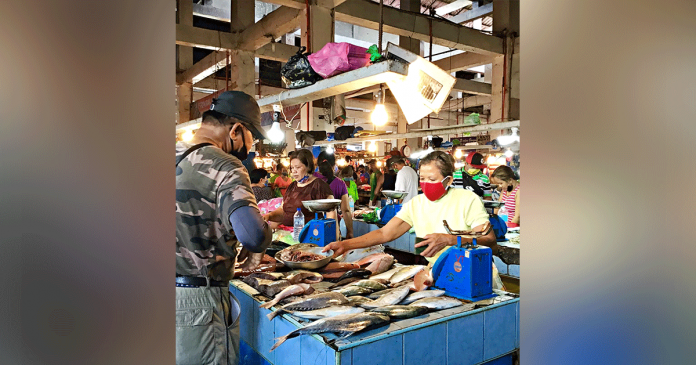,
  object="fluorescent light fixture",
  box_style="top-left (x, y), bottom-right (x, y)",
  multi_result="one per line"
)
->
top-left (504, 149), bottom-right (514, 158)
top-left (497, 127), bottom-right (520, 146)
top-left (385, 43), bottom-right (456, 124)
